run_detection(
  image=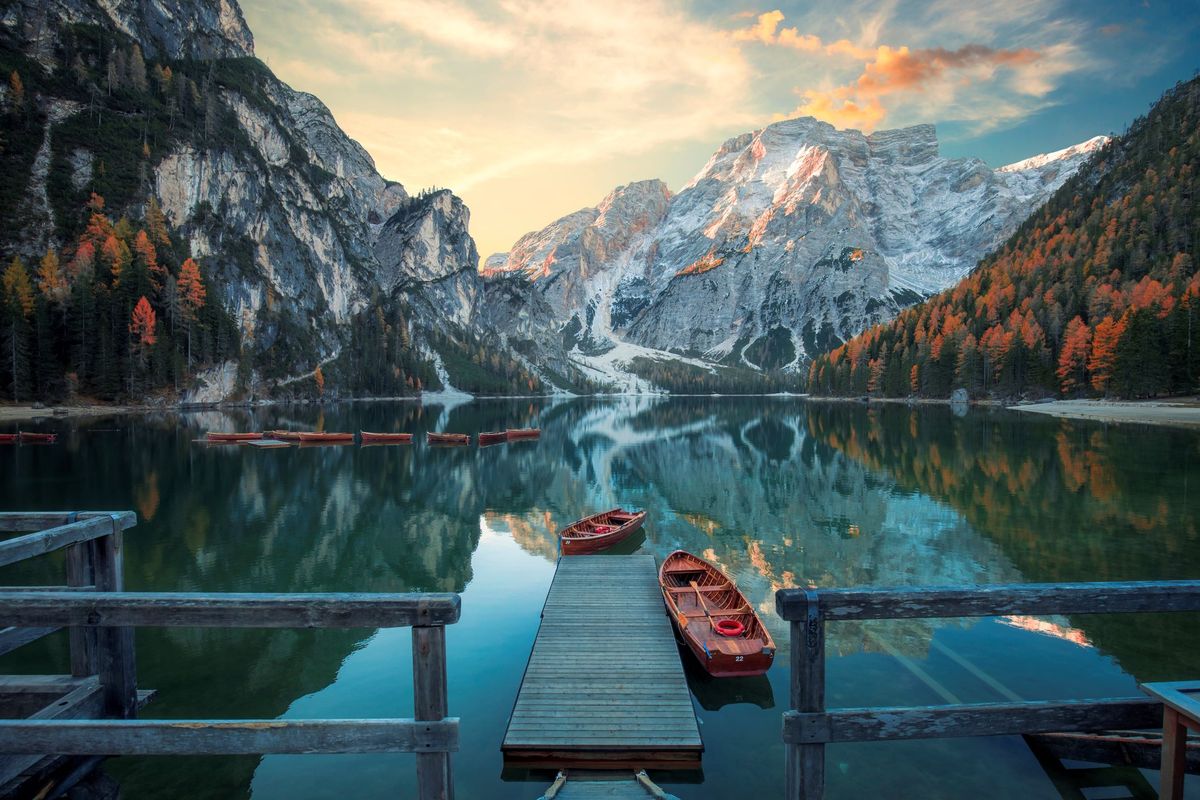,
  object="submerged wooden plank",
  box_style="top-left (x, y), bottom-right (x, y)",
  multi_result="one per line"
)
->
top-left (776, 581), bottom-right (1200, 622)
top-left (0, 718), bottom-right (459, 755)
top-left (0, 591), bottom-right (461, 628)
top-left (503, 555), bottom-right (701, 765)
top-left (782, 698), bottom-right (1164, 744)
